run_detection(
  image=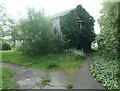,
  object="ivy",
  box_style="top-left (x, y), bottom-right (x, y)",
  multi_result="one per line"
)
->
top-left (60, 5), bottom-right (95, 52)
top-left (91, 2), bottom-right (120, 90)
